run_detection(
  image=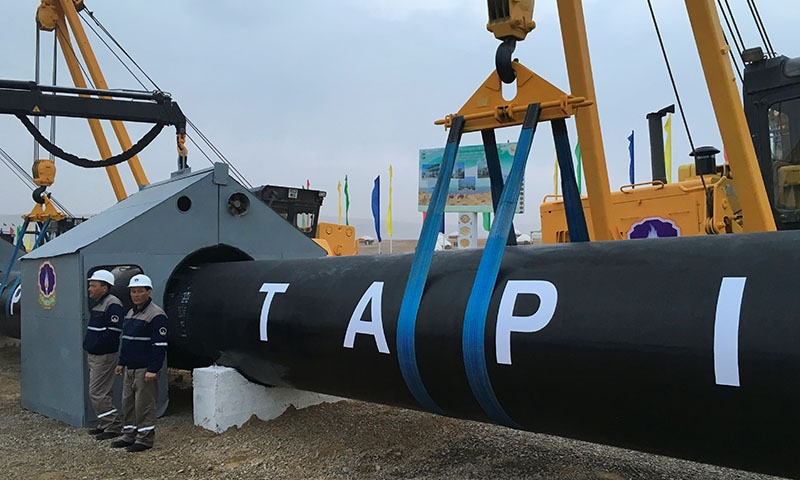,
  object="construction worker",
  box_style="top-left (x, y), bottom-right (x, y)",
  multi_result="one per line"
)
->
top-left (82, 269), bottom-right (125, 440)
top-left (110, 274), bottom-right (168, 452)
